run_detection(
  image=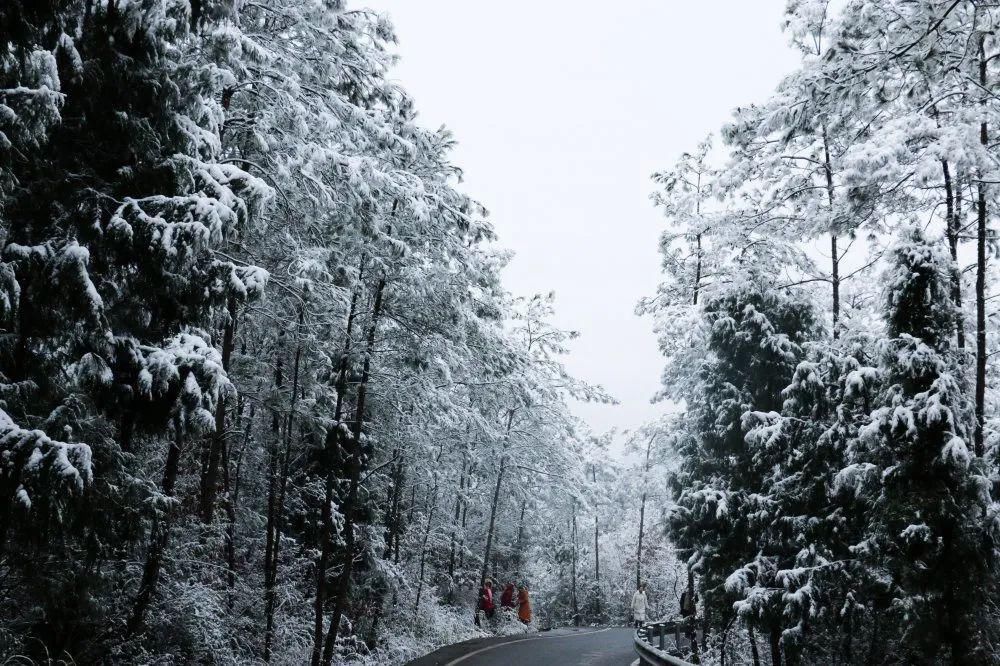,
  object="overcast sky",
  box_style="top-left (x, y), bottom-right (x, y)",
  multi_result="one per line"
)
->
top-left (364, 1), bottom-right (801, 437)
